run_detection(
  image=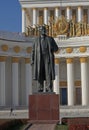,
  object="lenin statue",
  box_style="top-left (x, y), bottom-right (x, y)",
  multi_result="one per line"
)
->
top-left (31, 26), bottom-right (59, 92)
